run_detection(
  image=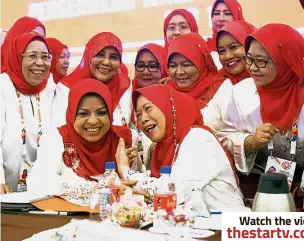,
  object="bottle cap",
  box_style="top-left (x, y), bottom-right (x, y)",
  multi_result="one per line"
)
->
top-left (257, 173), bottom-right (289, 194)
top-left (160, 166), bottom-right (172, 174)
top-left (105, 162), bottom-right (116, 170)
